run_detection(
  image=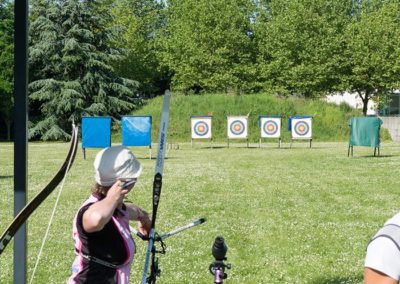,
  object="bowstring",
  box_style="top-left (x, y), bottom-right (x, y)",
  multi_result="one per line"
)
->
top-left (29, 126), bottom-right (78, 284)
